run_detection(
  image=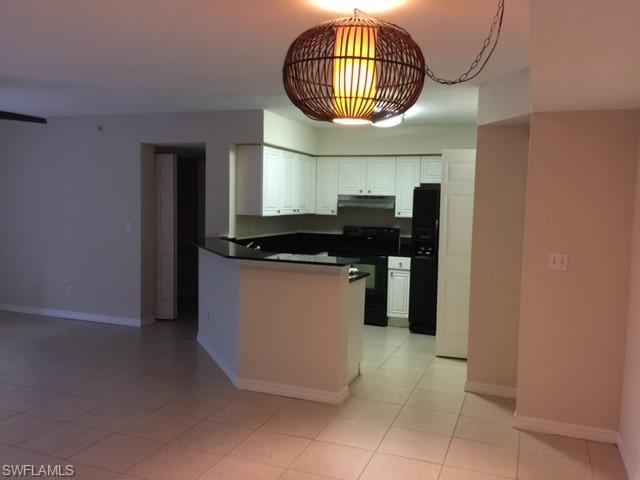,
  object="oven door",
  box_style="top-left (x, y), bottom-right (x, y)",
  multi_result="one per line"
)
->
top-left (351, 256), bottom-right (388, 327)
